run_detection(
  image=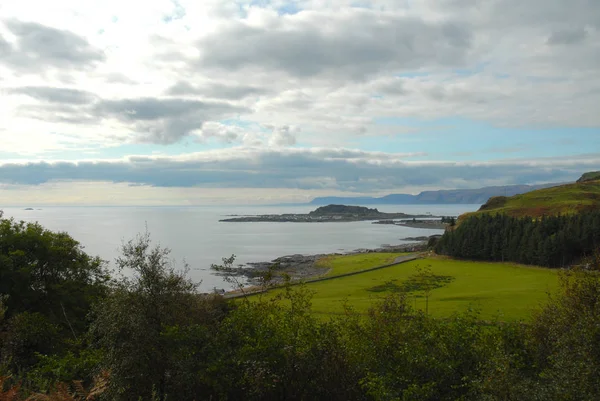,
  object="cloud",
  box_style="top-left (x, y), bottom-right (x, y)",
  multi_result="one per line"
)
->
top-left (8, 86), bottom-right (97, 104)
top-left (0, 0), bottom-right (599, 187)
top-left (166, 81), bottom-right (267, 99)
top-left (547, 28), bottom-right (588, 46)
top-left (4, 90), bottom-right (249, 145)
top-left (0, 149), bottom-right (595, 192)
top-left (194, 9), bottom-right (472, 80)
top-left (95, 97), bottom-right (249, 144)
top-left (0, 20), bottom-right (105, 72)
top-left (196, 121), bottom-right (243, 143)
top-left (268, 125), bottom-right (298, 146)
